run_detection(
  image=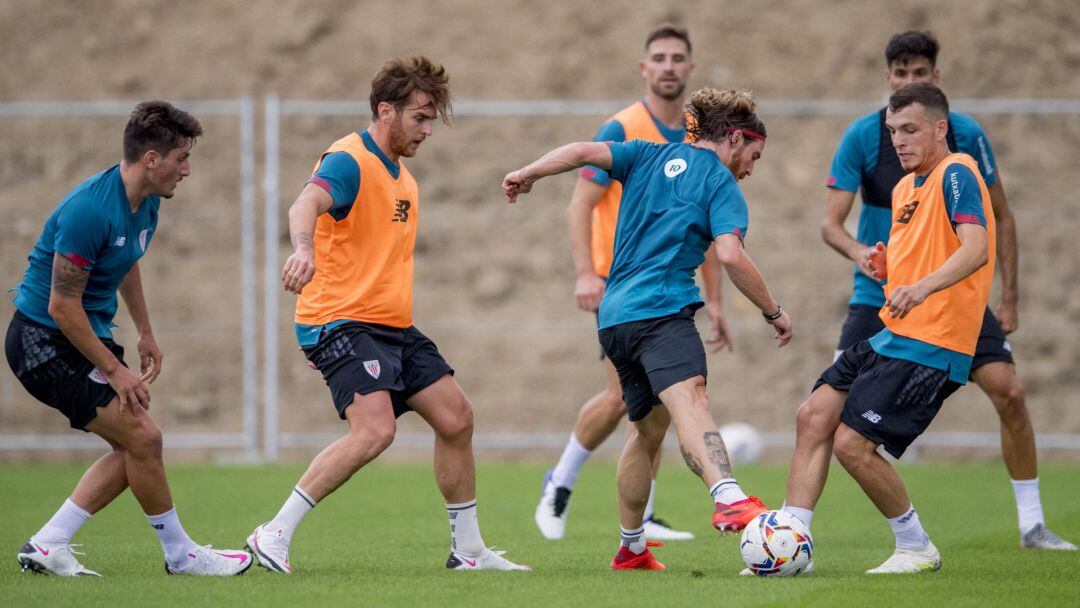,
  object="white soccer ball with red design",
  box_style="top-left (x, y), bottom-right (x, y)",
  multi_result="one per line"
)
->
top-left (739, 510), bottom-right (814, 576)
